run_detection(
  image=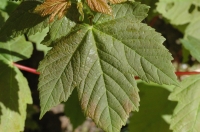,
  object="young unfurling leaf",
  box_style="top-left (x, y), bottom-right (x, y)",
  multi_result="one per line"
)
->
top-left (34, 0), bottom-right (71, 22)
top-left (85, 0), bottom-right (127, 15)
top-left (86, 0), bottom-right (112, 15)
